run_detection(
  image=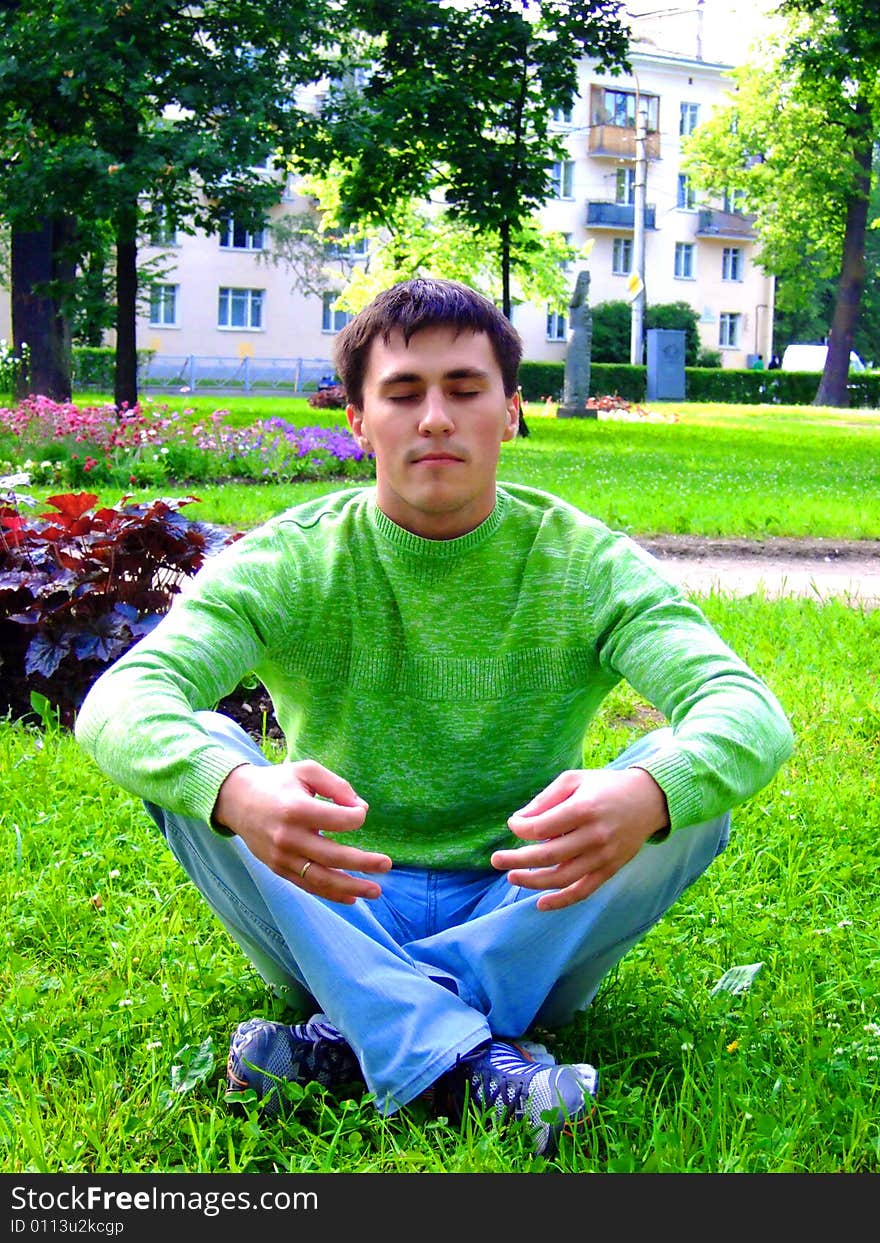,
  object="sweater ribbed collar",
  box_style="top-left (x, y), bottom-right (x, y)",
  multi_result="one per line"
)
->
top-left (369, 488), bottom-right (507, 557)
